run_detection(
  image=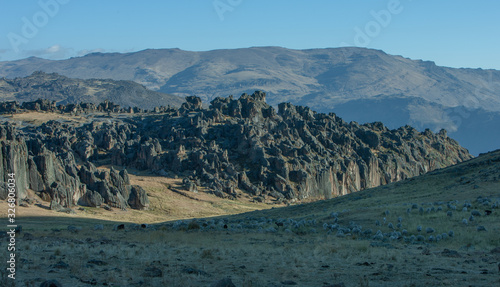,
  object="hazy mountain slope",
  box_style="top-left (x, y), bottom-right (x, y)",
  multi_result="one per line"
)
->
top-left (2, 47), bottom-right (498, 110)
top-left (1, 47), bottom-right (499, 154)
top-left (0, 71), bottom-right (185, 109)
